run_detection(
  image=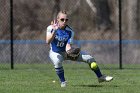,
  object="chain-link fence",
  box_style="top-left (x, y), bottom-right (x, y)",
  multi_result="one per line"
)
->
top-left (0, 0), bottom-right (10, 69)
top-left (121, 0), bottom-right (140, 69)
top-left (0, 0), bottom-right (140, 69)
